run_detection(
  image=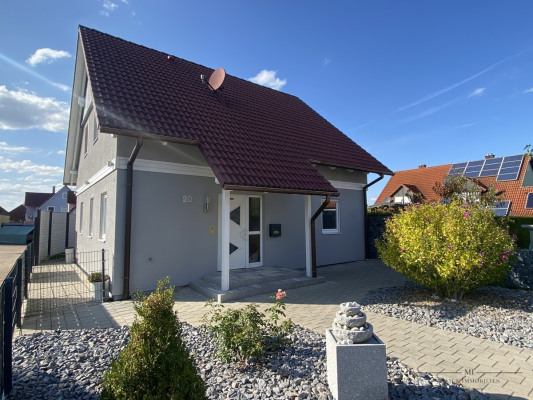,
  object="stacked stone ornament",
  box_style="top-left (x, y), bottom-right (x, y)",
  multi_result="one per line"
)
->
top-left (332, 302), bottom-right (373, 344)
